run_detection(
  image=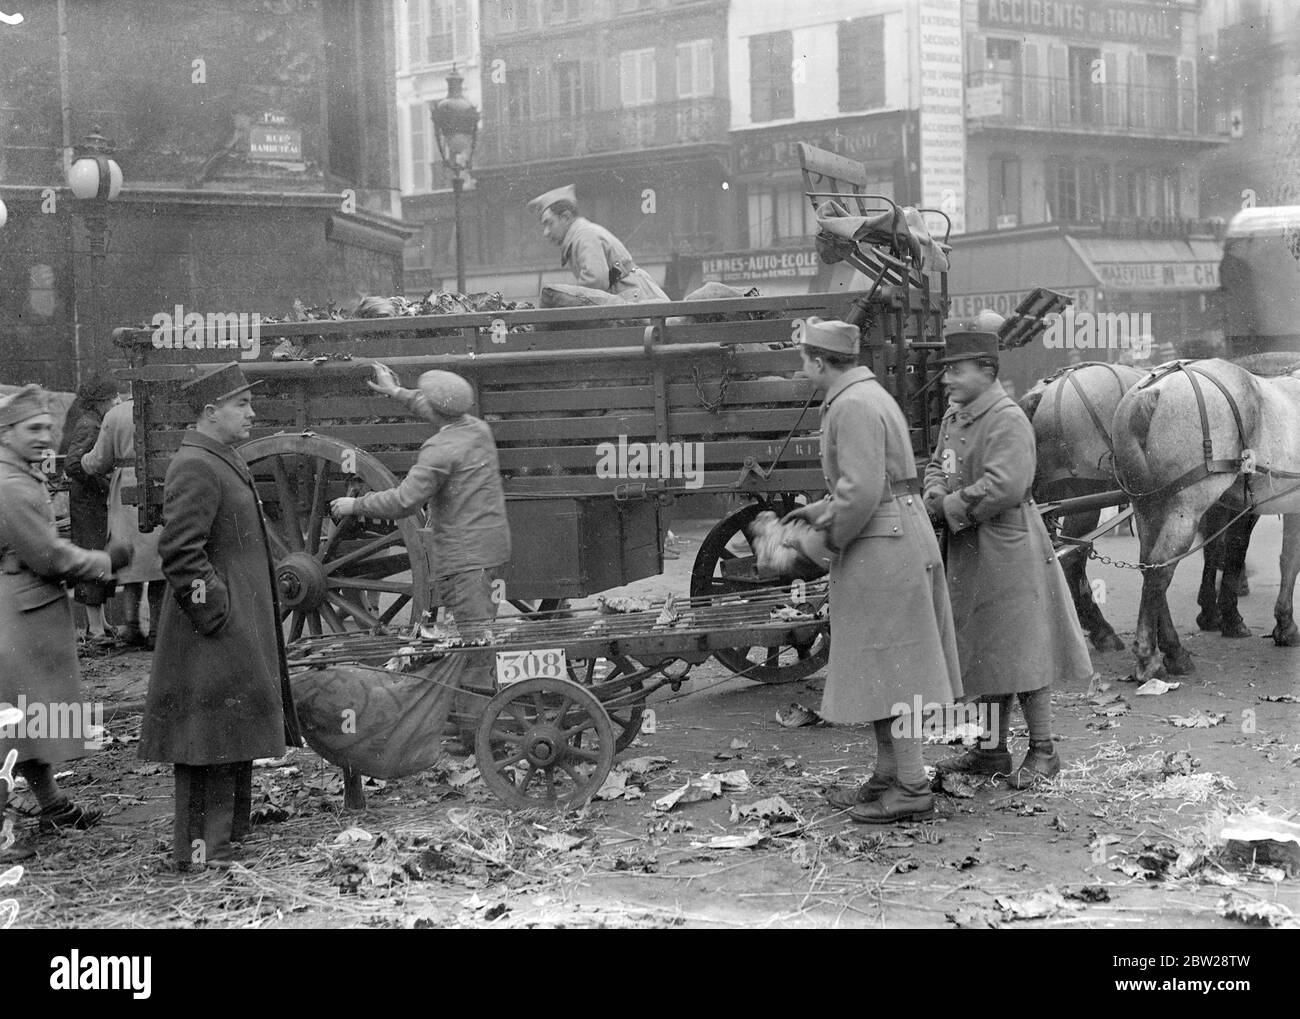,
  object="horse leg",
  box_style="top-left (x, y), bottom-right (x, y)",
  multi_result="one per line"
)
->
top-left (1132, 506), bottom-right (1199, 681)
top-left (1196, 505), bottom-right (1224, 631)
top-left (1063, 509), bottom-right (1124, 651)
top-left (1273, 513), bottom-right (1300, 646)
top-left (1215, 513), bottom-right (1258, 638)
